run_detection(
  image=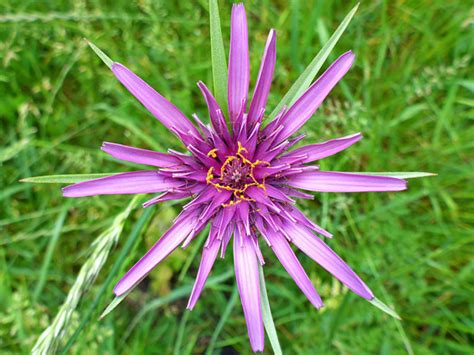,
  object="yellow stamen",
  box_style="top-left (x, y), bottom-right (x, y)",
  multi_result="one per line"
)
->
top-left (221, 199), bottom-right (242, 208)
top-left (208, 142), bottom-right (271, 207)
top-left (207, 148), bottom-right (218, 158)
top-left (206, 167), bottom-right (215, 184)
top-left (220, 156), bottom-right (237, 179)
top-left (237, 141), bottom-right (248, 154)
